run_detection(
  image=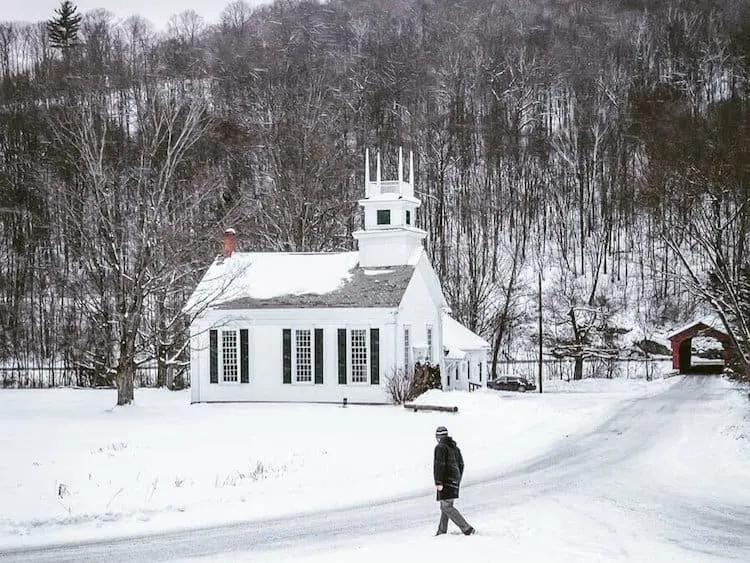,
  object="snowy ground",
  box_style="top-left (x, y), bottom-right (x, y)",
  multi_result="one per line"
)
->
top-left (1, 374), bottom-right (748, 562)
